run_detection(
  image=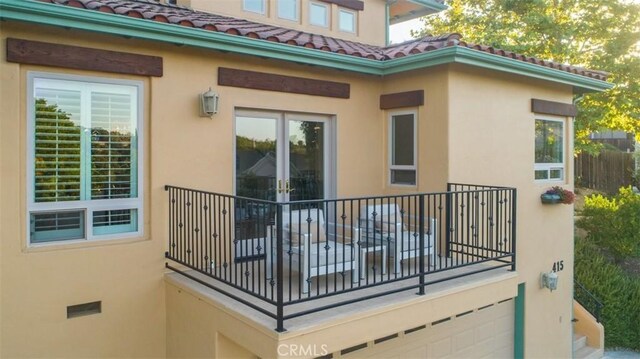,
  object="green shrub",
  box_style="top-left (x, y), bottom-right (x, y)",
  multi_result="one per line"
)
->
top-left (576, 187), bottom-right (640, 262)
top-left (575, 239), bottom-right (640, 350)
